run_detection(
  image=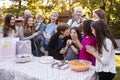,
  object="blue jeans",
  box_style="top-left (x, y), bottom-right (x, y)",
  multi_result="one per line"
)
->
top-left (39, 35), bottom-right (45, 47)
